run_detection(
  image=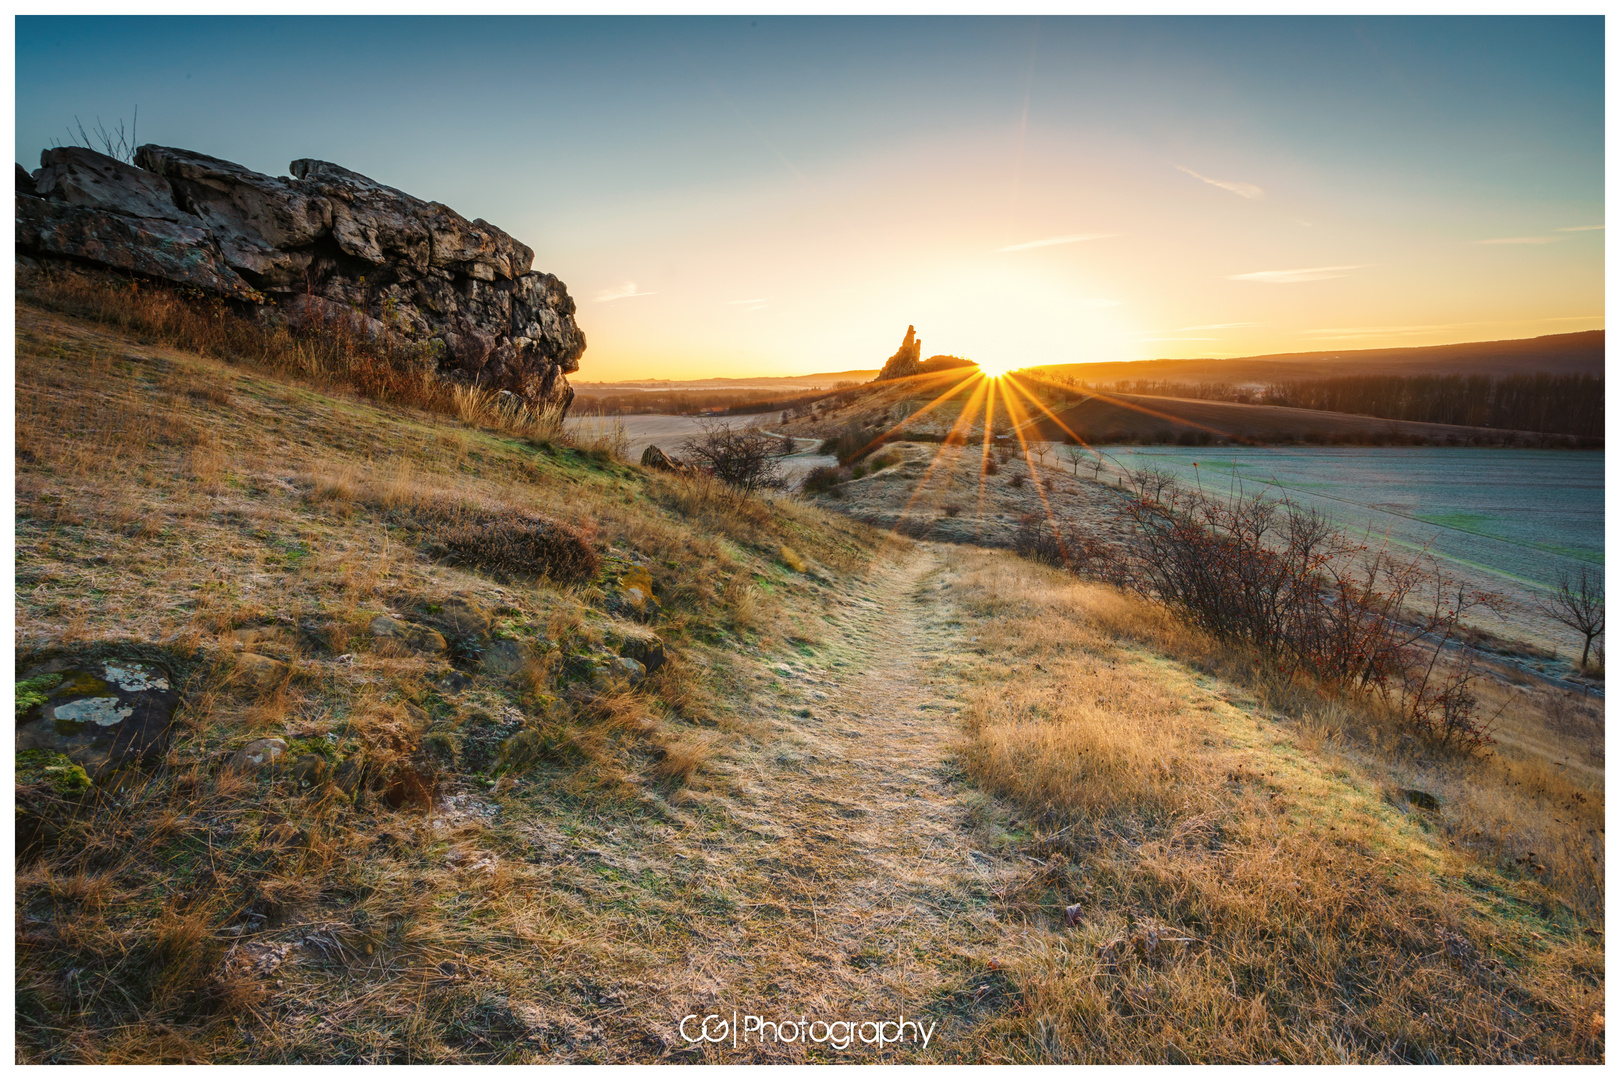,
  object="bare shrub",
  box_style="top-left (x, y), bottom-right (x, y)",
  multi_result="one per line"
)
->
top-left (1538, 565), bottom-right (1604, 669)
top-left (402, 498), bottom-right (599, 582)
top-left (801, 464), bottom-right (848, 495)
top-left (1107, 485), bottom-right (1502, 751)
top-left (679, 420), bottom-right (786, 495)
